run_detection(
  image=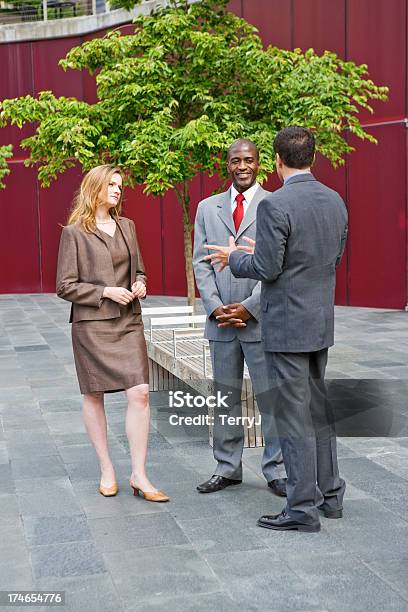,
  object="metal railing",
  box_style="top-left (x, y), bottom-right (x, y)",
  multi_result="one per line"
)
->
top-left (0, 0), bottom-right (112, 24)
